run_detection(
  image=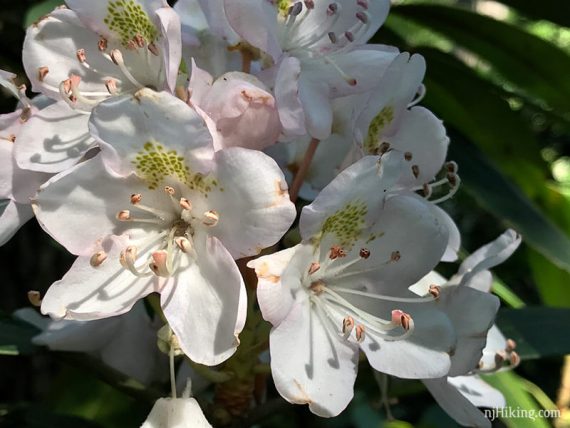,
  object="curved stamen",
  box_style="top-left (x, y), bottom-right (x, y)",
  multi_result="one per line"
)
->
top-left (109, 49), bottom-right (145, 89)
top-left (328, 286), bottom-right (436, 303)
